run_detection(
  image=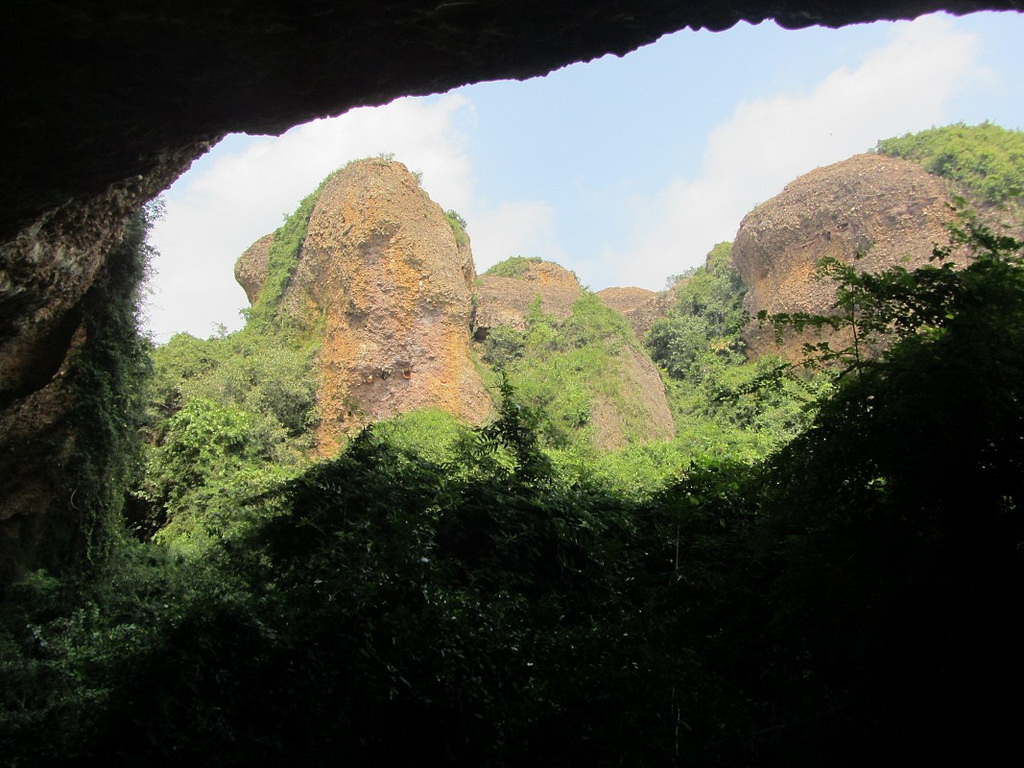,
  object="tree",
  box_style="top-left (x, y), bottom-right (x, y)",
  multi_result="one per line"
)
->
top-left (753, 218), bottom-right (1024, 763)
